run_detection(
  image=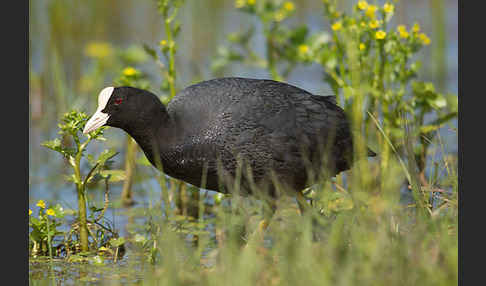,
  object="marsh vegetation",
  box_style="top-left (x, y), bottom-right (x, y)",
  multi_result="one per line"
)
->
top-left (29, 0), bottom-right (458, 285)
